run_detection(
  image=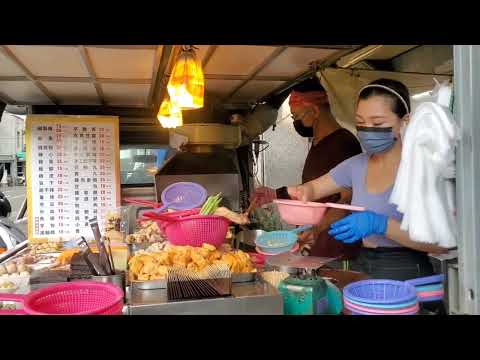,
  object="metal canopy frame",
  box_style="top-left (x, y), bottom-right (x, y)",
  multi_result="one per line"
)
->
top-left (0, 45), bottom-right (365, 112)
top-left (452, 45), bottom-right (480, 315)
